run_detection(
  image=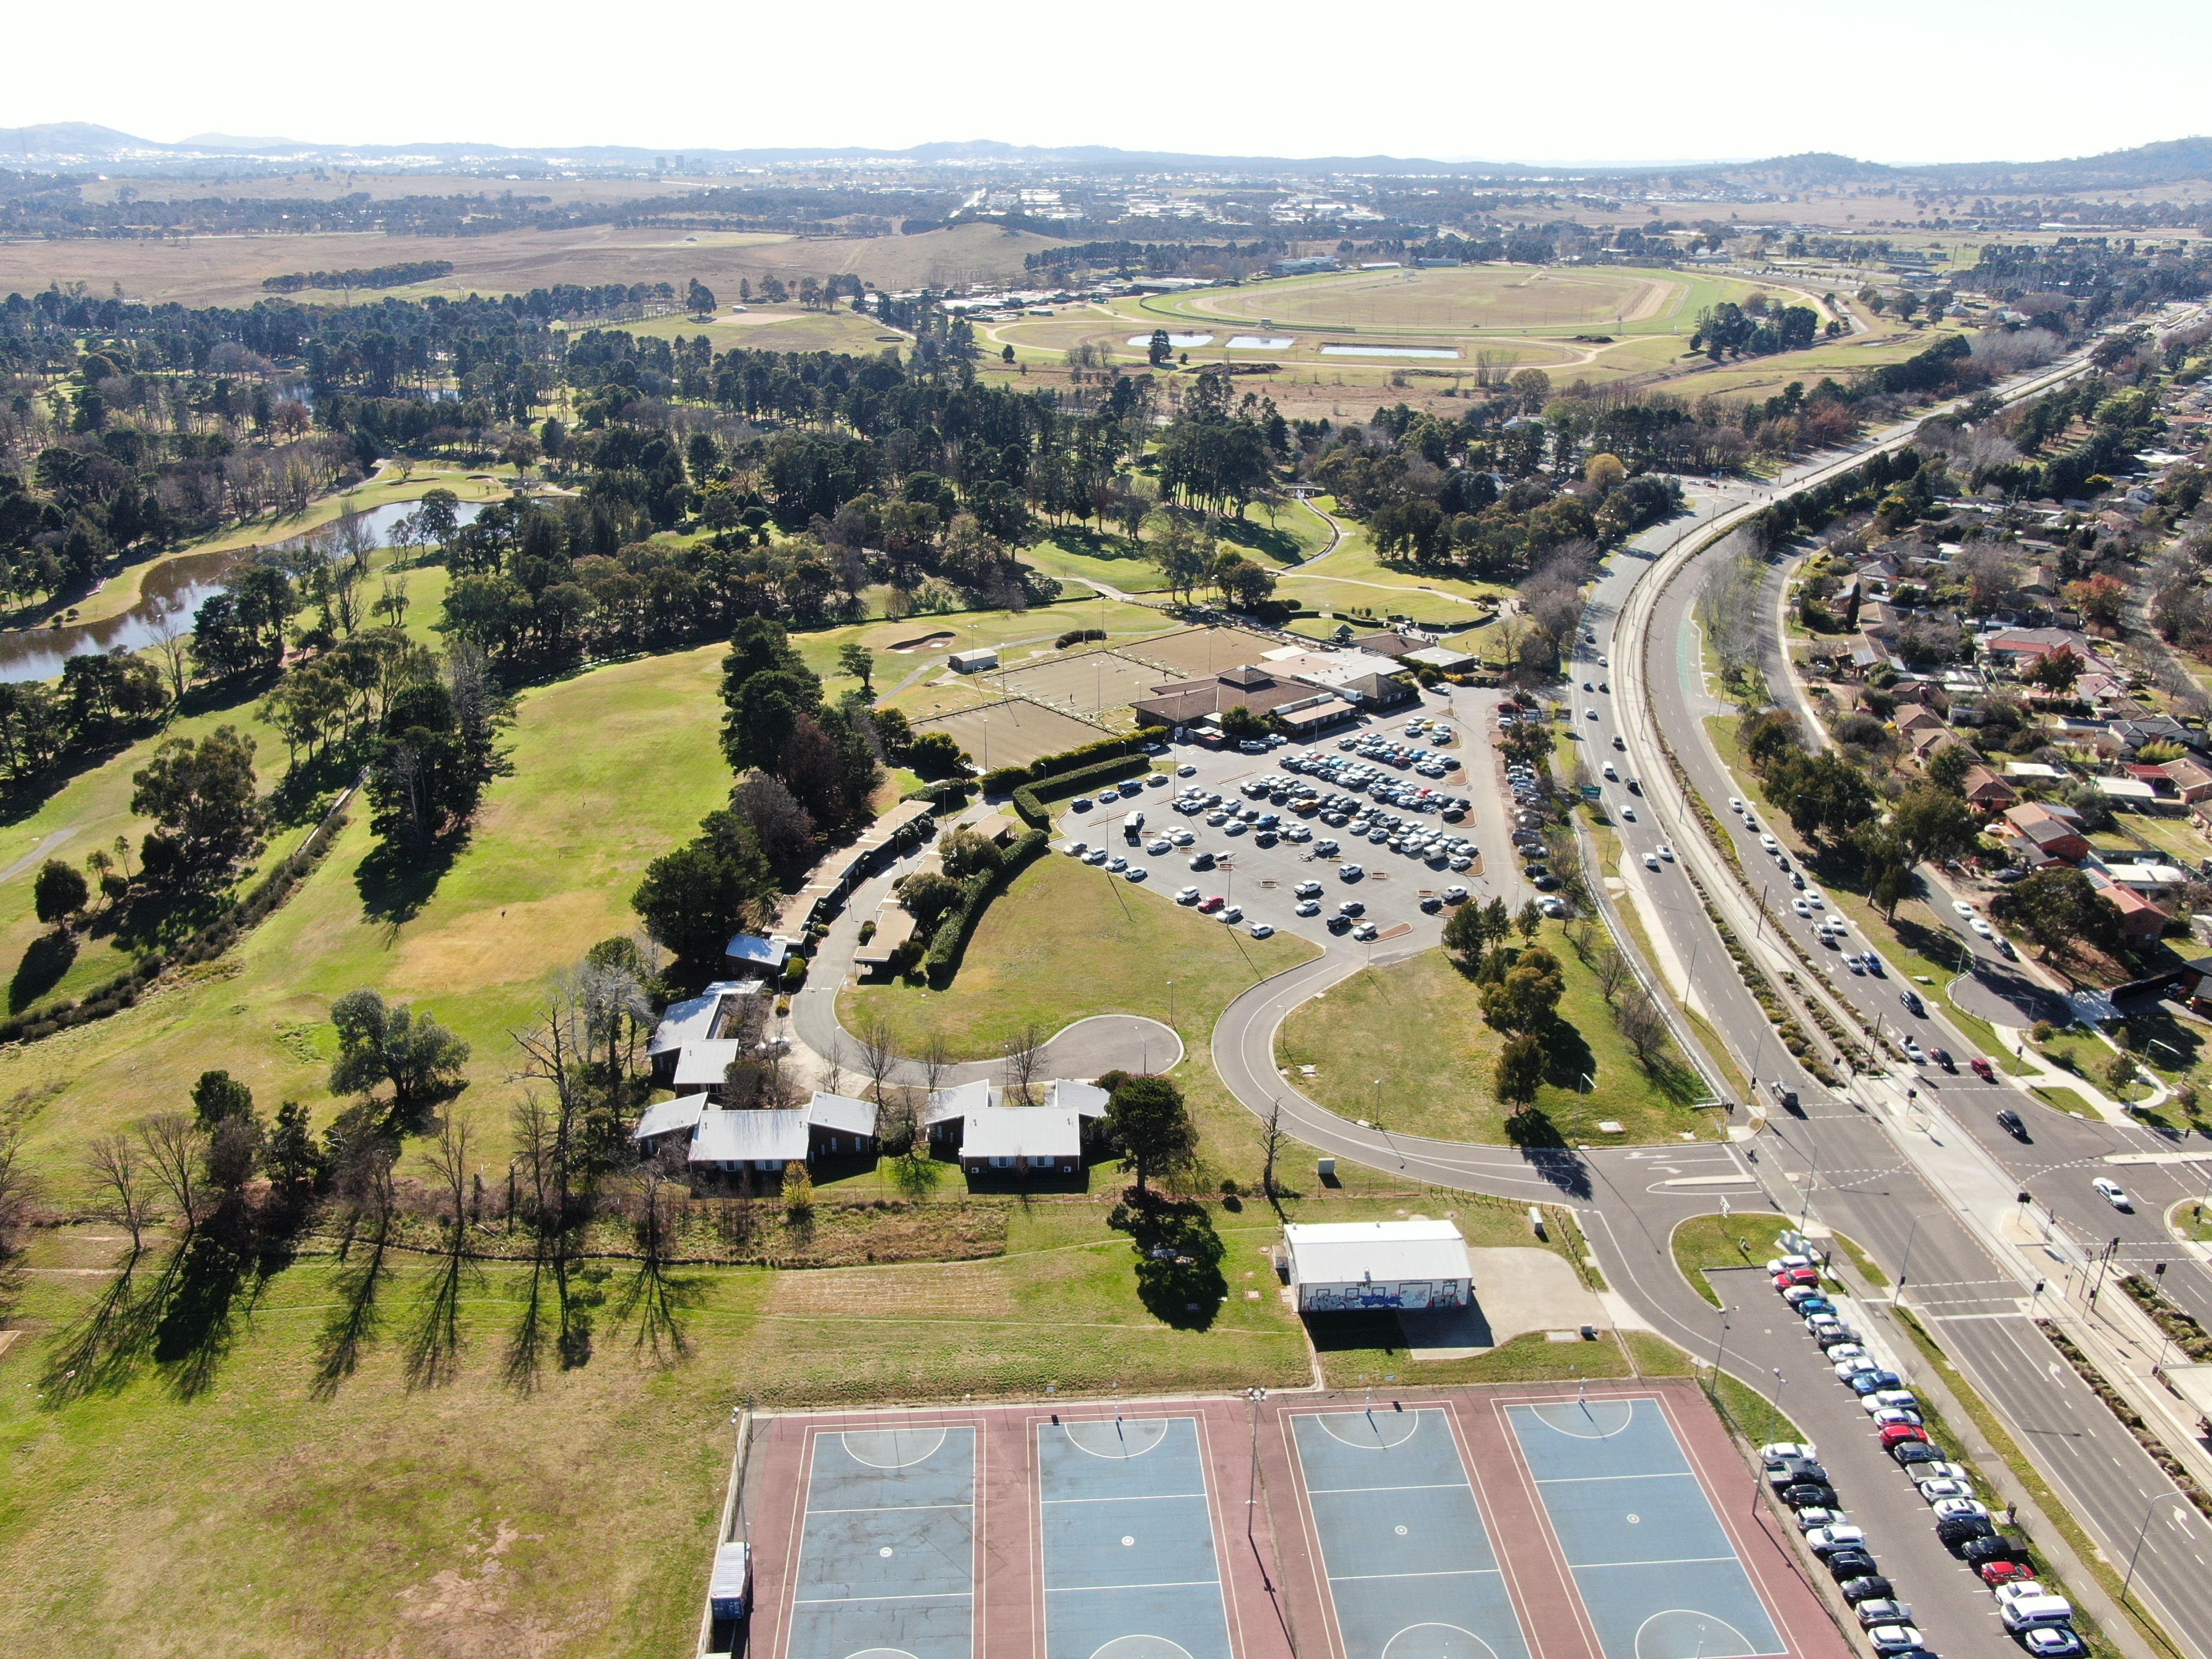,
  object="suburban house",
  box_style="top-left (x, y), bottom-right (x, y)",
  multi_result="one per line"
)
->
top-left (1894, 705), bottom-right (1946, 743)
top-left (1959, 764), bottom-right (2018, 811)
top-left (2163, 757), bottom-right (2212, 804)
top-left (2086, 870), bottom-right (2171, 942)
top-left (920, 1078), bottom-right (1111, 1176)
top-left (722, 933), bottom-right (792, 978)
top-left (1281, 1219), bottom-right (1472, 1312)
top-left (634, 1089), bottom-right (881, 1175)
top-left (1998, 801), bottom-right (2091, 866)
